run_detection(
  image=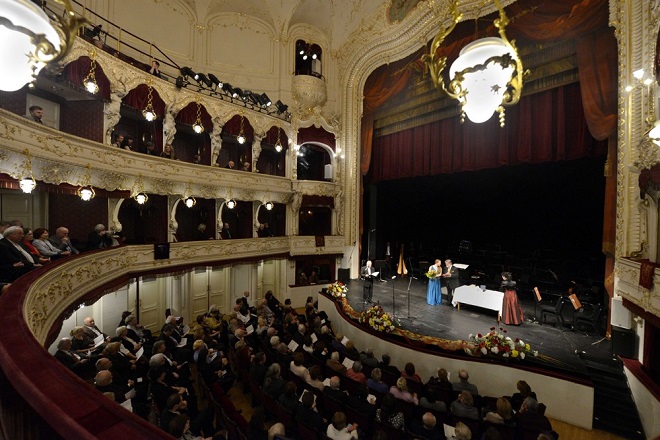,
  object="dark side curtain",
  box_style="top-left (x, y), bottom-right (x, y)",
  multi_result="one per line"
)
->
top-left (361, 0), bottom-right (616, 176)
top-left (369, 83), bottom-right (606, 183)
